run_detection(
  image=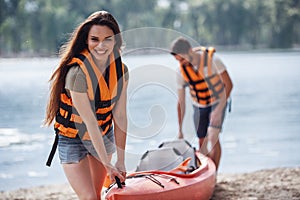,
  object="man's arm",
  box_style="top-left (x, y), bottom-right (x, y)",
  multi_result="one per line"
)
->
top-left (177, 87), bottom-right (186, 138)
top-left (210, 61), bottom-right (233, 126)
top-left (220, 70), bottom-right (233, 99)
